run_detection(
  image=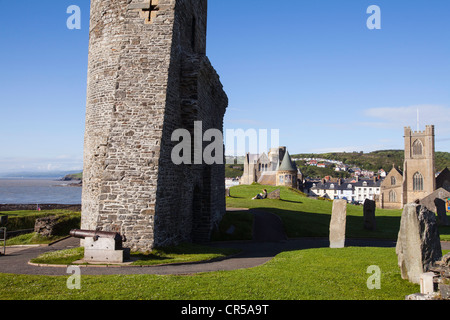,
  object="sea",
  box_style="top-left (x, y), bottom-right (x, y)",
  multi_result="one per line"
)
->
top-left (0, 179), bottom-right (82, 205)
